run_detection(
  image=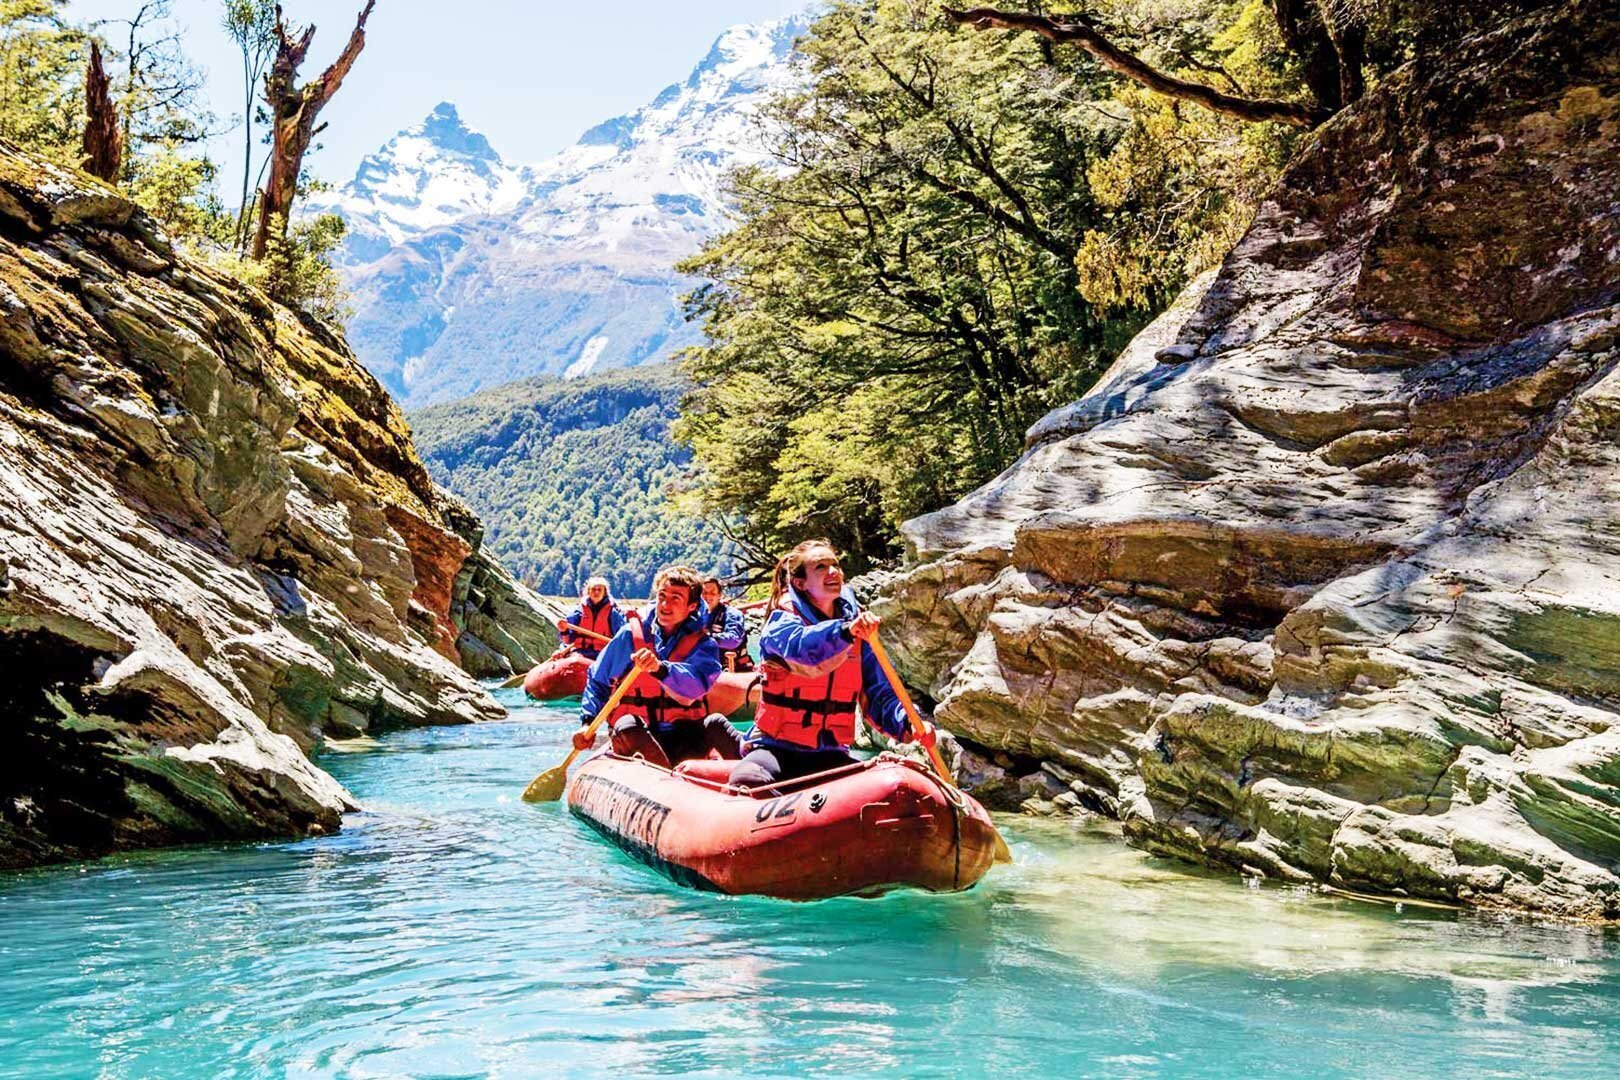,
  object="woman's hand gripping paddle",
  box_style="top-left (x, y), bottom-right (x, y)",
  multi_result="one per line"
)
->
top-left (868, 636), bottom-right (1013, 864)
top-left (521, 652), bottom-right (651, 803)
